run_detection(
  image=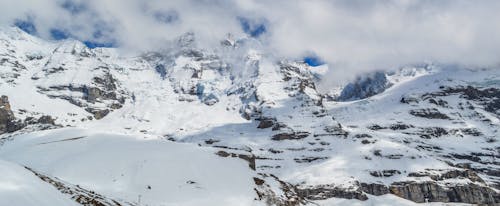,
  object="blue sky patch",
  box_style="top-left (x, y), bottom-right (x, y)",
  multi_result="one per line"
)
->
top-left (238, 17), bottom-right (267, 38)
top-left (47, 23), bottom-right (117, 48)
top-left (303, 56), bottom-right (325, 67)
top-left (14, 19), bottom-right (37, 35)
top-left (83, 40), bottom-right (116, 48)
top-left (50, 29), bottom-right (70, 40)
